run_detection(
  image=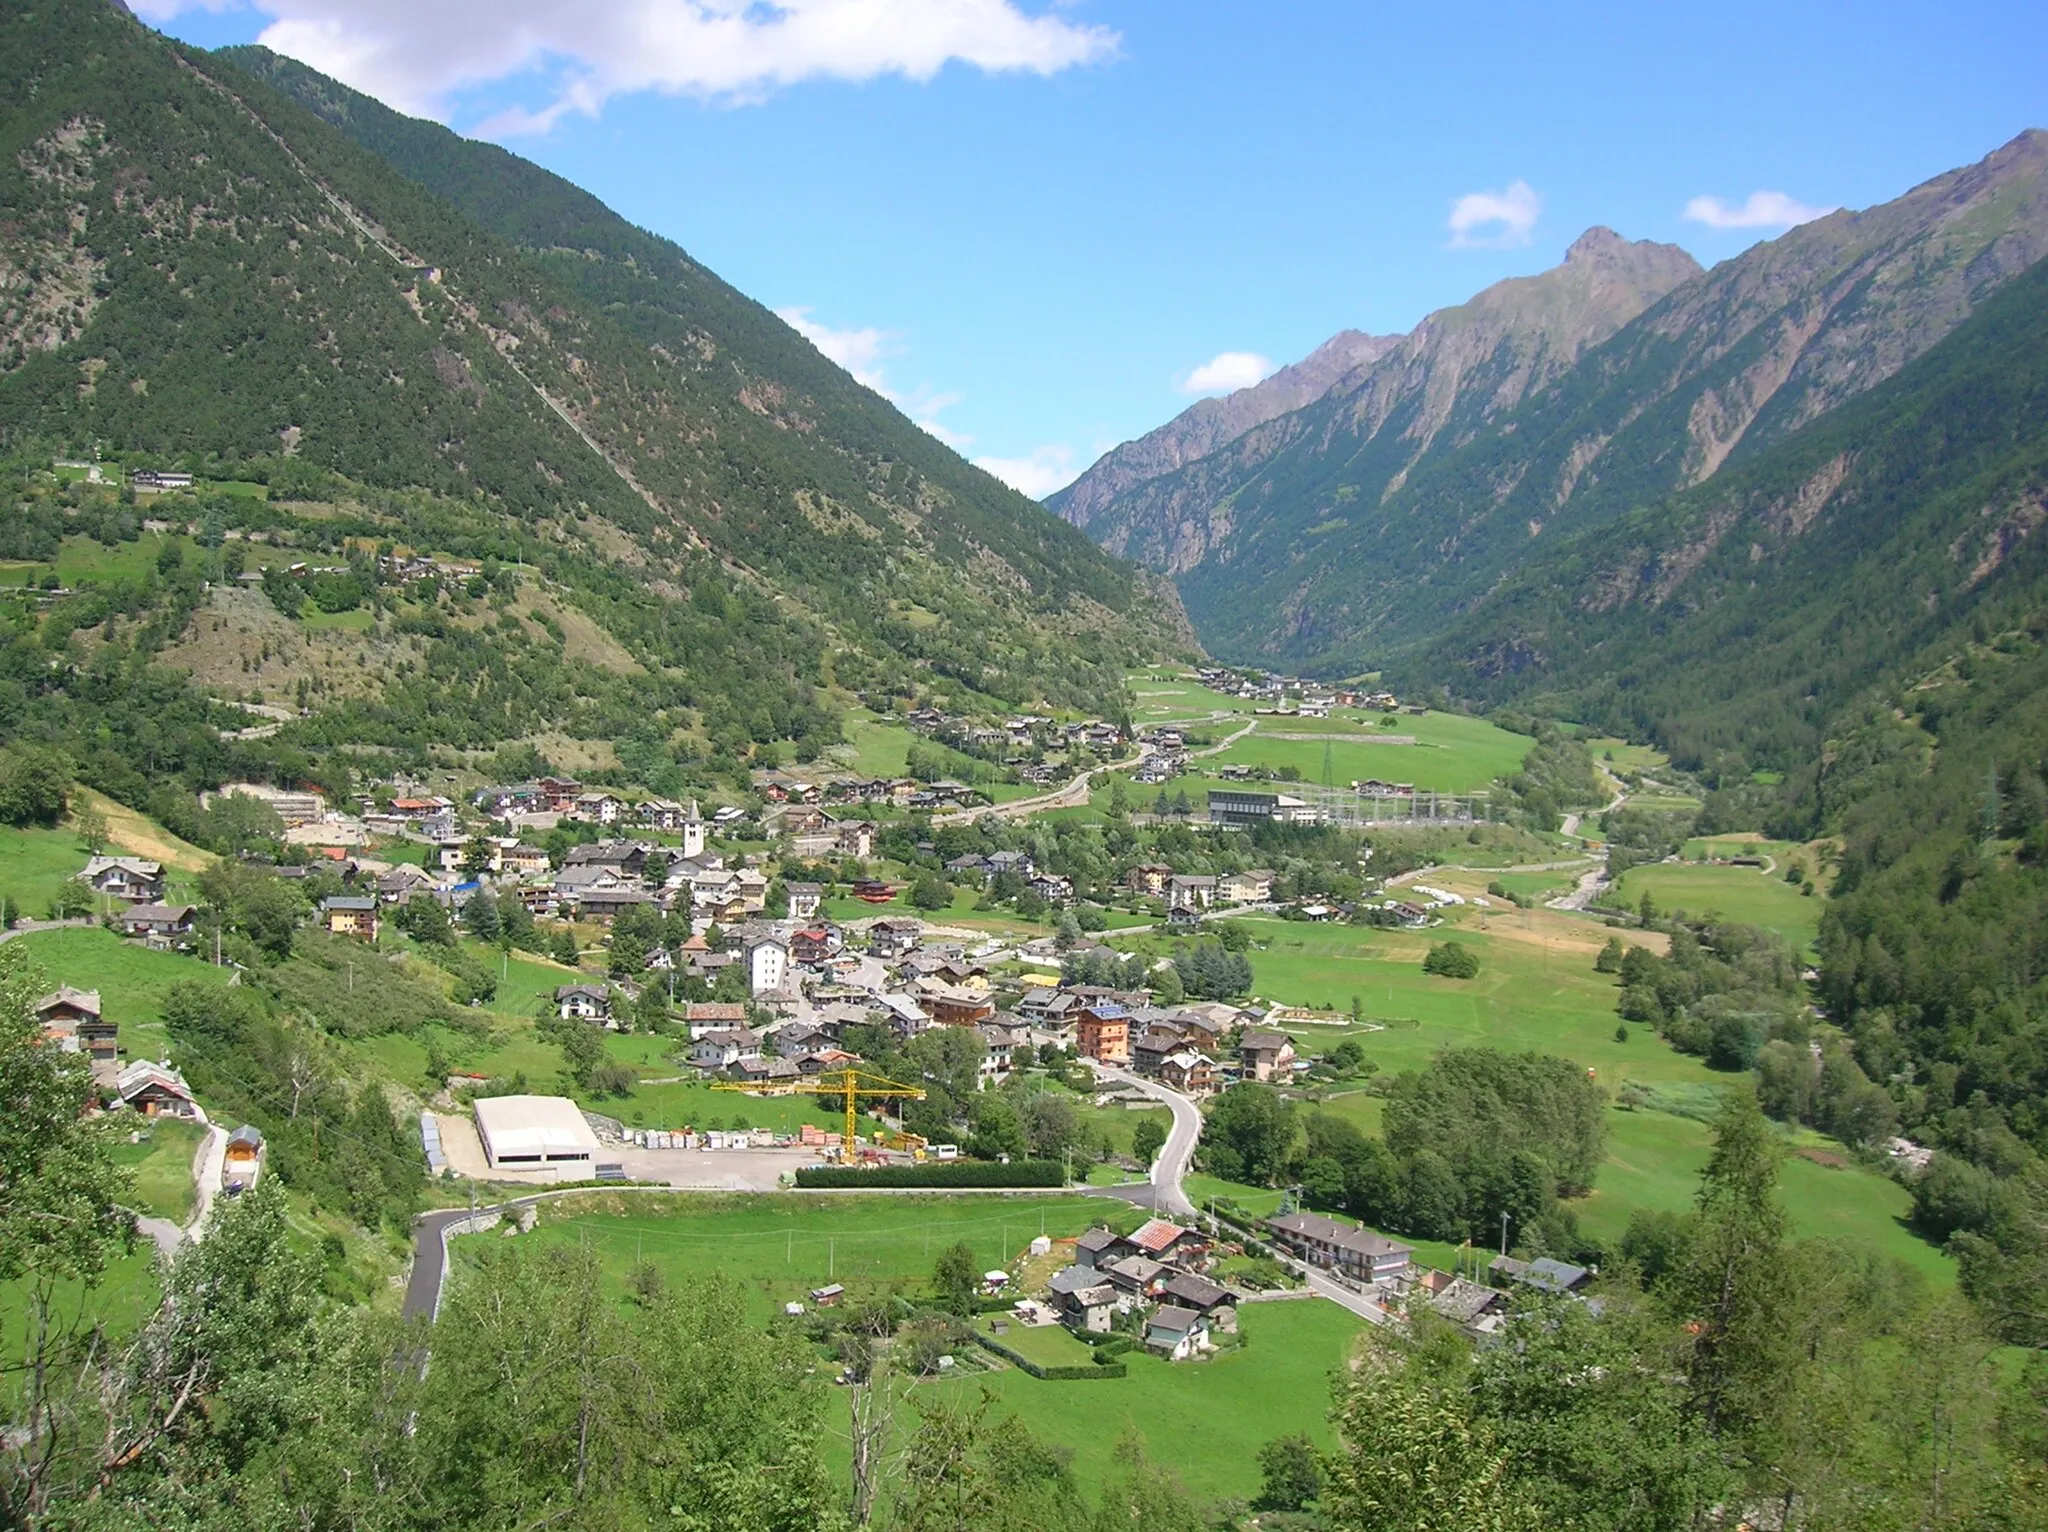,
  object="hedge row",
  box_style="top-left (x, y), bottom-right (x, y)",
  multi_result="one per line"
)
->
top-left (972, 1332), bottom-right (1127, 1381)
top-left (794, 1160), bottom-right (1065, 1189)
